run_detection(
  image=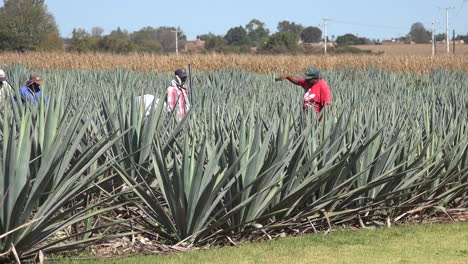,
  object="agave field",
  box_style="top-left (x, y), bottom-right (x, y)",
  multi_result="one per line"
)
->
top-left (0, 64), bottom-right (466, 262)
